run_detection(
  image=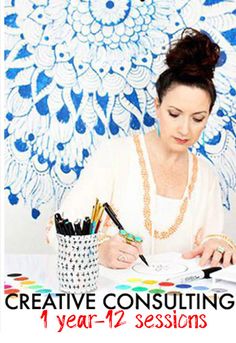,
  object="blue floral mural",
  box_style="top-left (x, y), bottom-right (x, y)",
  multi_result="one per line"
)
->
top-left (4, 0), bottom-right (236, 218)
